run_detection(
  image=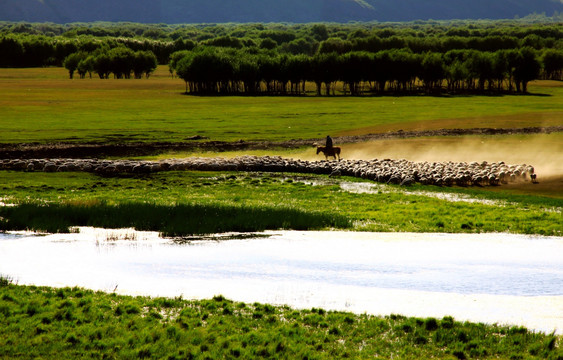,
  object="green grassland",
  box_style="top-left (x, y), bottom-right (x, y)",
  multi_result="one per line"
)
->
top-left (0, 67), bottom-right (561, 144)
top-left (0, 283), bottom-right (561, 360)
top-left (1, 66), bottom-right (562, 359)
top-left (1, 171), bottom-right (560, 236)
